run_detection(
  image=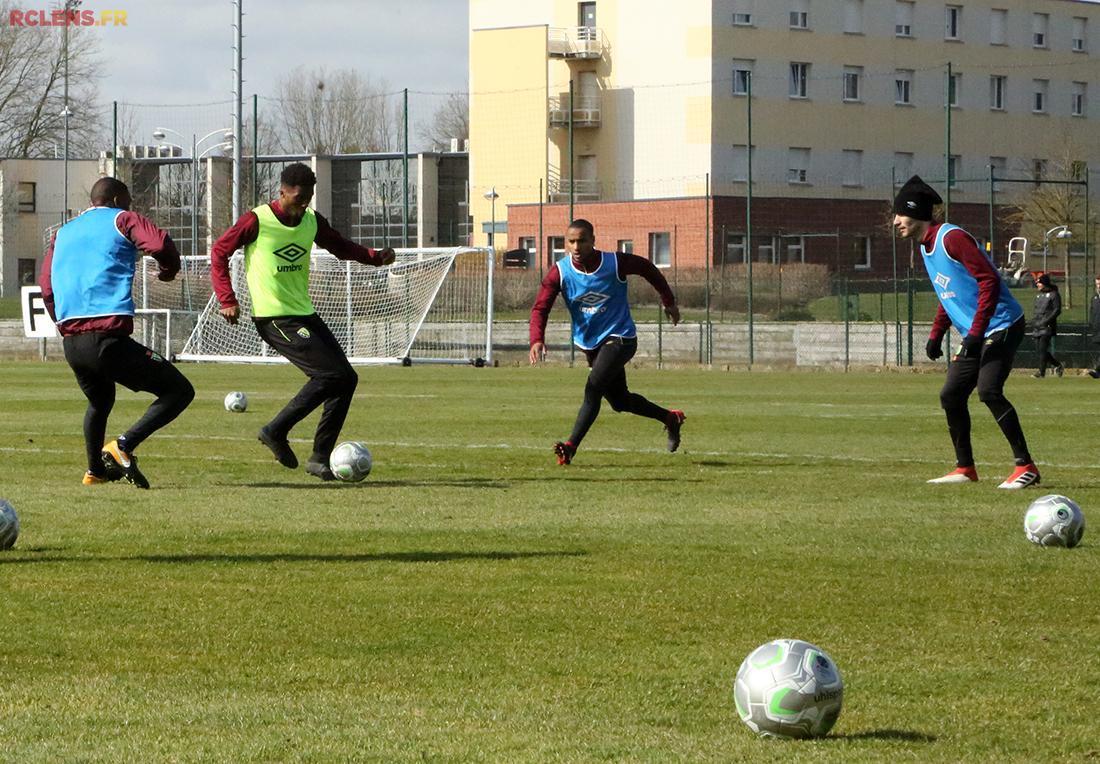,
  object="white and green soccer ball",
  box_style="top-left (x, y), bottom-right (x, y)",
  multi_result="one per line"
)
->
top-left (224, 391), bottom-right (248, 413)
top-left (0, 499), bottom-right (19, 550)
top-left (330, 441), bottom-right (372, 483)
top-left (1024, 494), bottom-right (1085, 548)
top-left (734, 639), bottom-right (844, 739)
